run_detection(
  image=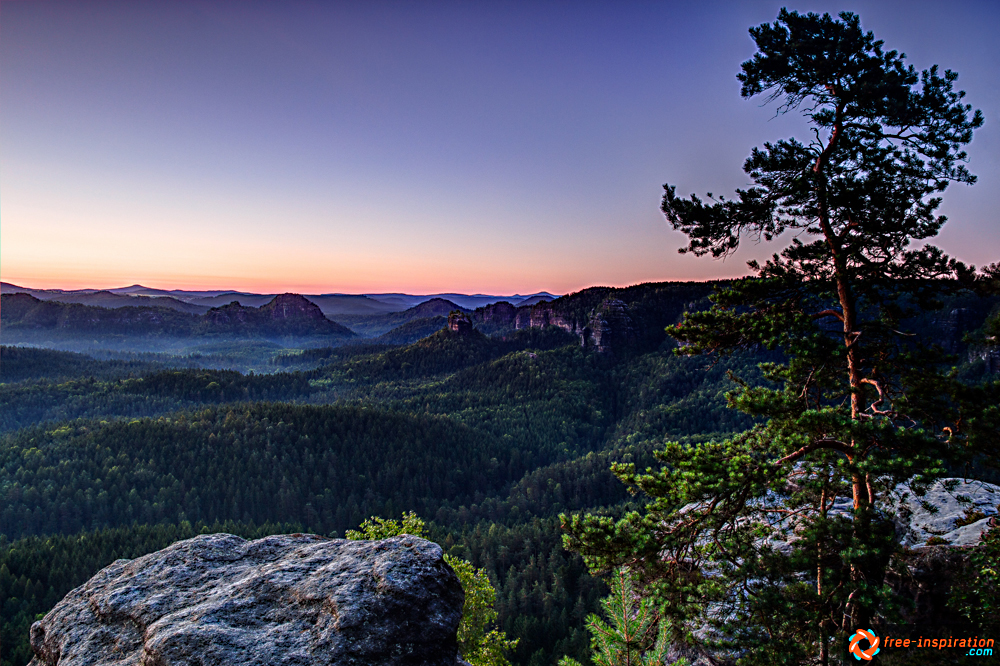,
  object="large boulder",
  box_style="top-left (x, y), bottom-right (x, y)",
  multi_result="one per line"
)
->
top-left (29, 533), bottom-right (464, 666)
top-left (885, 478), bottom-right (1000, 547)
